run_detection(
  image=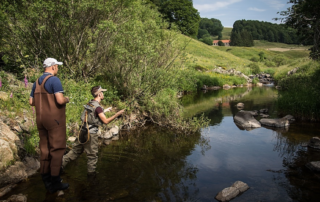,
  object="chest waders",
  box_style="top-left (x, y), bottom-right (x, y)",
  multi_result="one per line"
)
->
top-left (34, 75), bottom-right (66, 176)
